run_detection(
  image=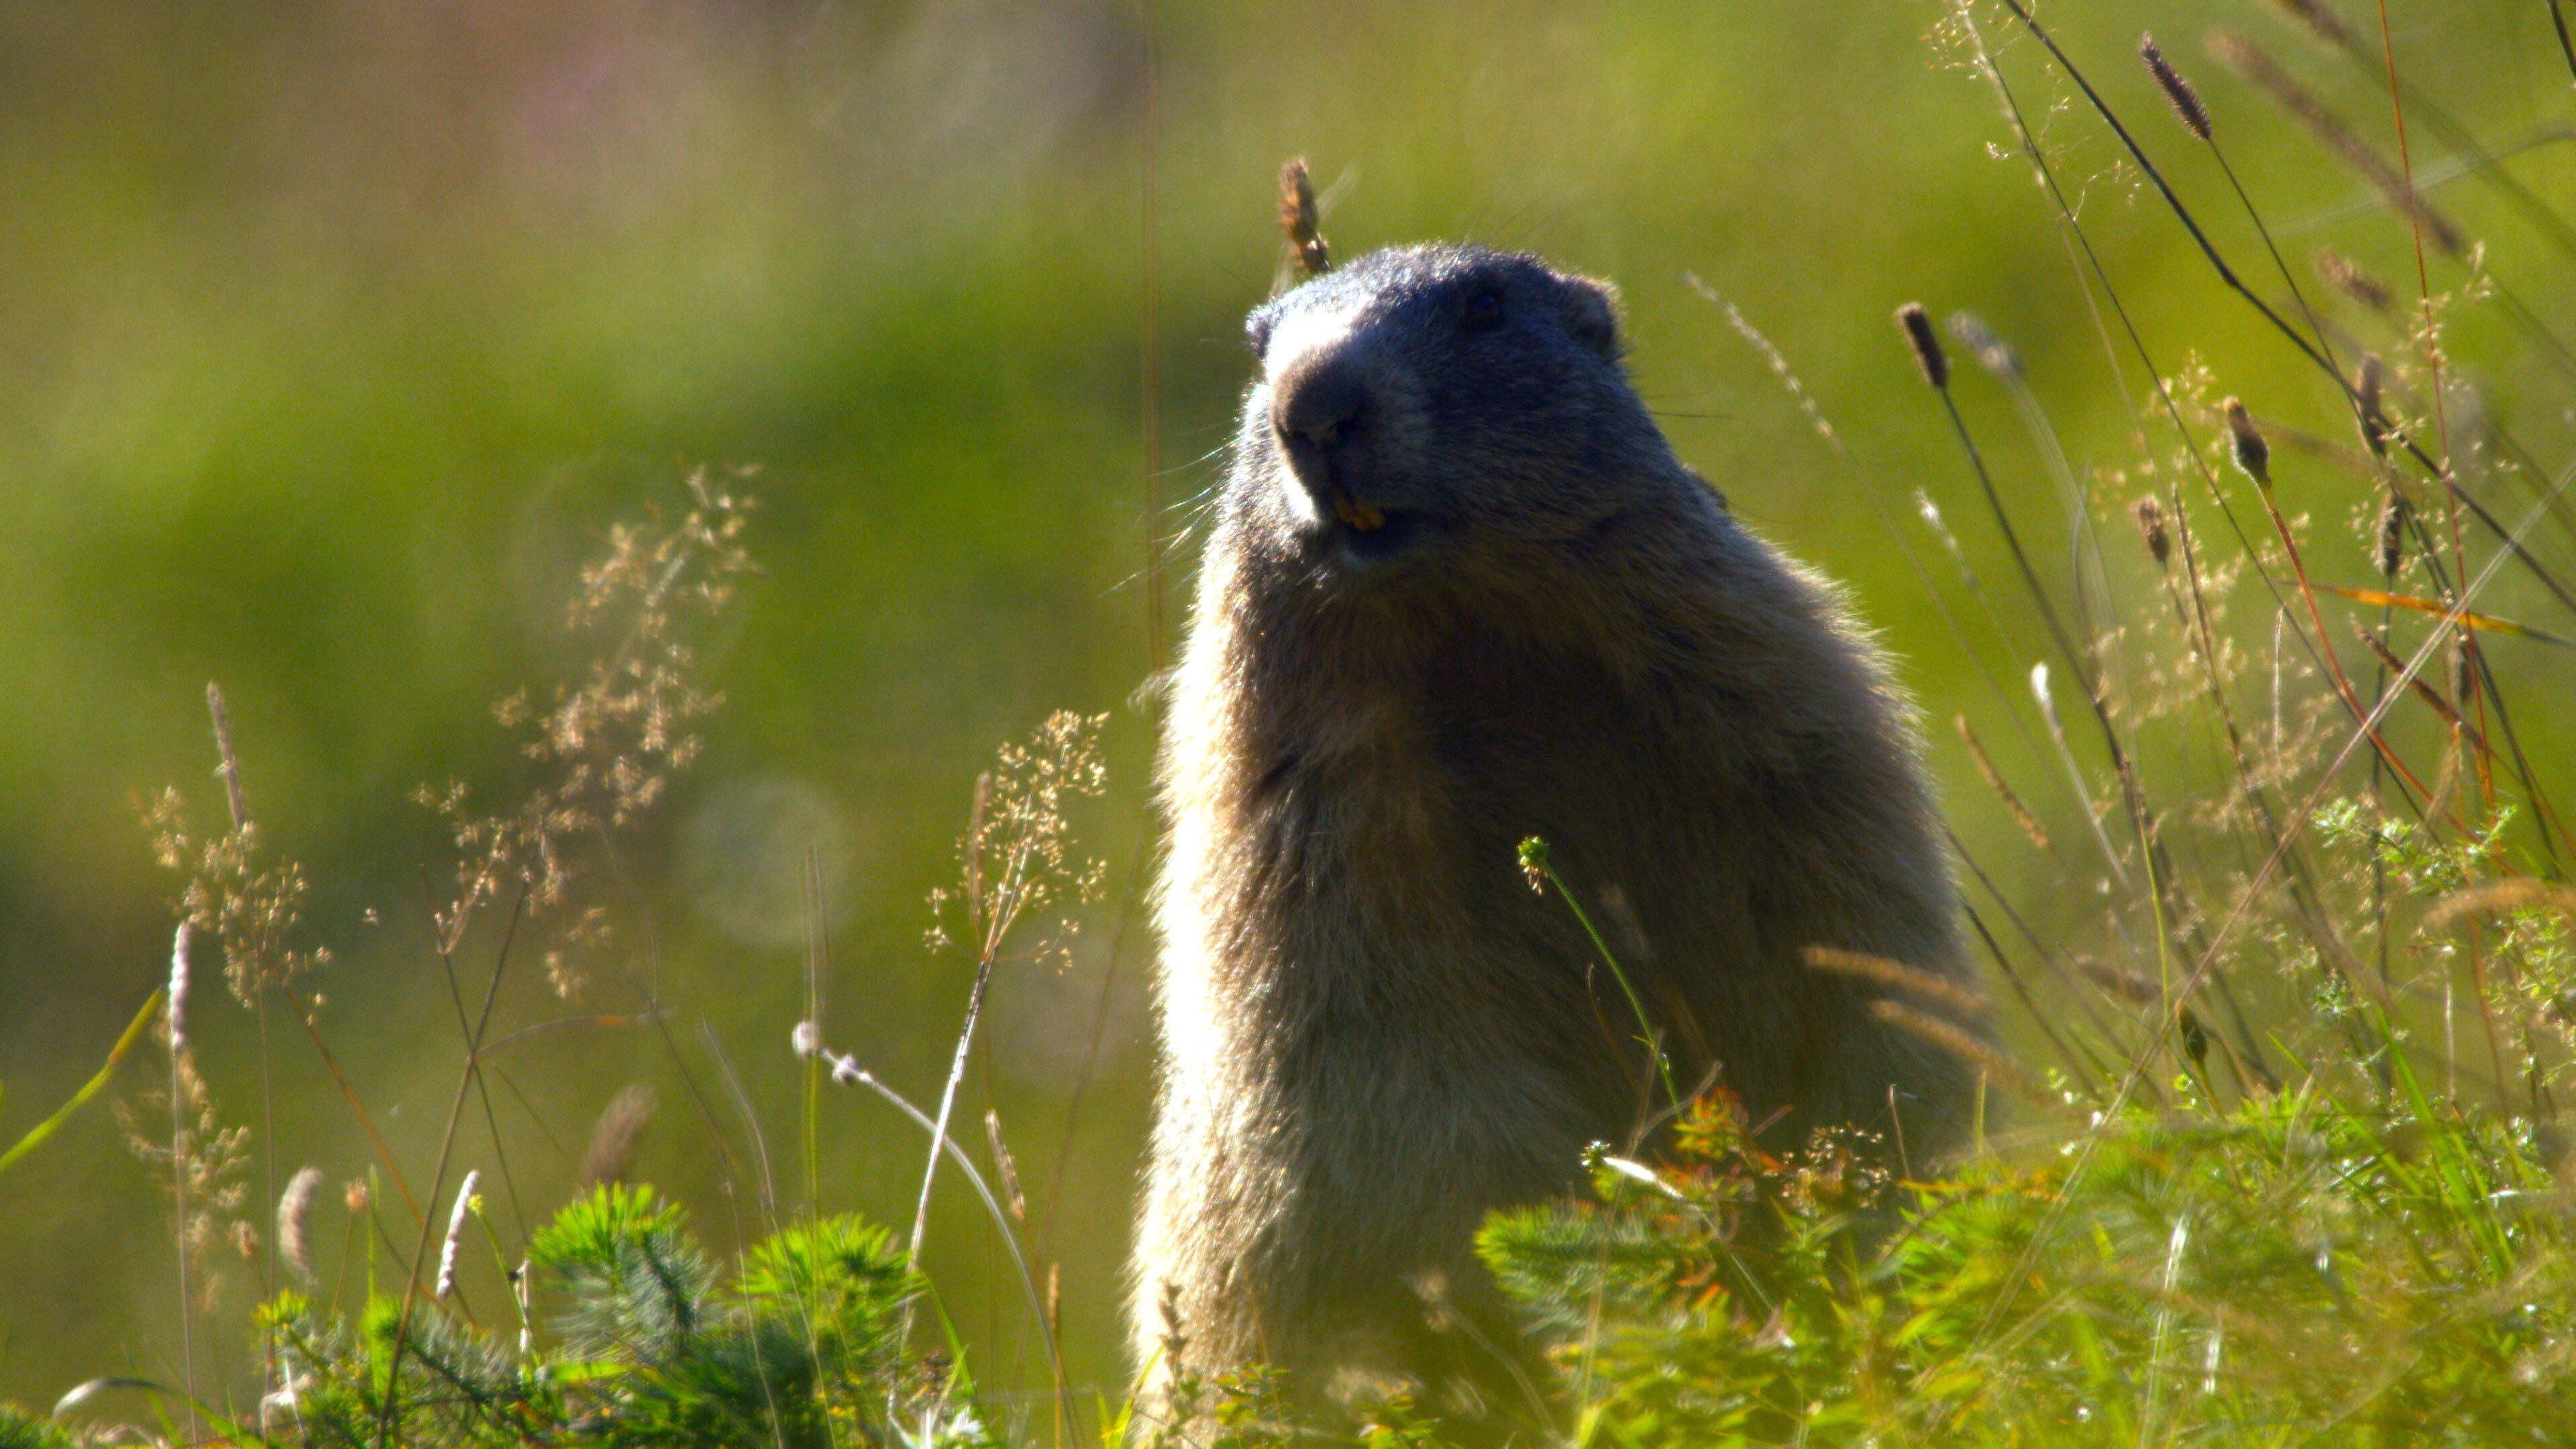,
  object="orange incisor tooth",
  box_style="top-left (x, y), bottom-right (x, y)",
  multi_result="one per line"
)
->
top-left (1332, 492), bottom-right (1386, 532)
